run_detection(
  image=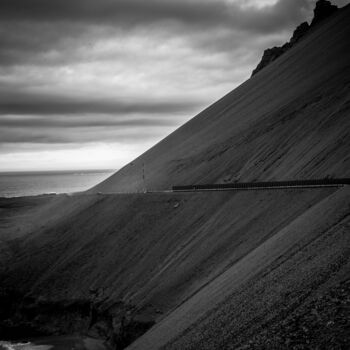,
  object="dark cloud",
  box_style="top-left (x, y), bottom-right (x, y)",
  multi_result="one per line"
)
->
top-left (0, 115), bottom-right (181, 129)
top-left (2, 0), bottom-right (346, 68)
top-left (0, 0), bottom-right (310, 30)
top-left (1, 0), bottom-right (347, 68)
top-left (0, 0), bottom-right (317, 65)
top-left (0, 21), bottom-right (87, 66)
top-left (0, 90), bottom-right (200, 116)
top-left (0, 124), bottom-right (170, 144)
